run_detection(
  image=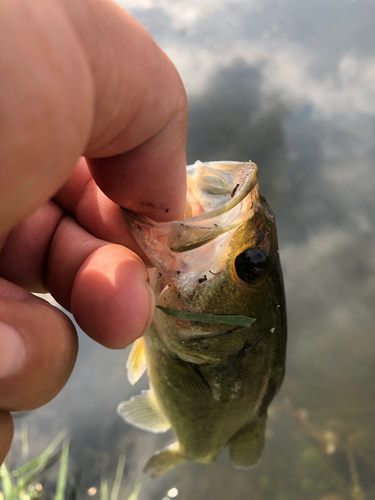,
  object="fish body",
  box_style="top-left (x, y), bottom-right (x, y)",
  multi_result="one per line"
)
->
top-left (118, 161), bottom-right (287, 476)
